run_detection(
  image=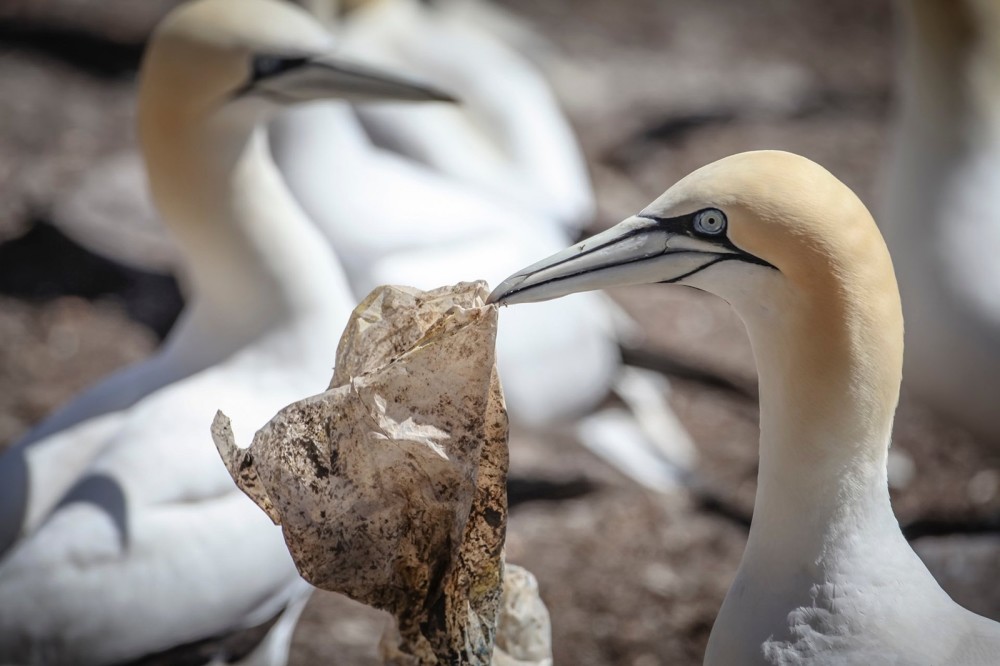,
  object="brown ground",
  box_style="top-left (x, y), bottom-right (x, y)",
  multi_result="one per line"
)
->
top-left (1, 1), bottom-right (998, 665)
